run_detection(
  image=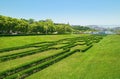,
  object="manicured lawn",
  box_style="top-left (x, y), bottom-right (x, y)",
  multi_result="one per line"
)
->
top-left (26, 35), bottom-right (120, 79)
top-left (0, 49), bottom-right (63, 72)
top-left (0, 34), bottom-right (83, 49)
top-left (0, 47), bottom-right (37, 57)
